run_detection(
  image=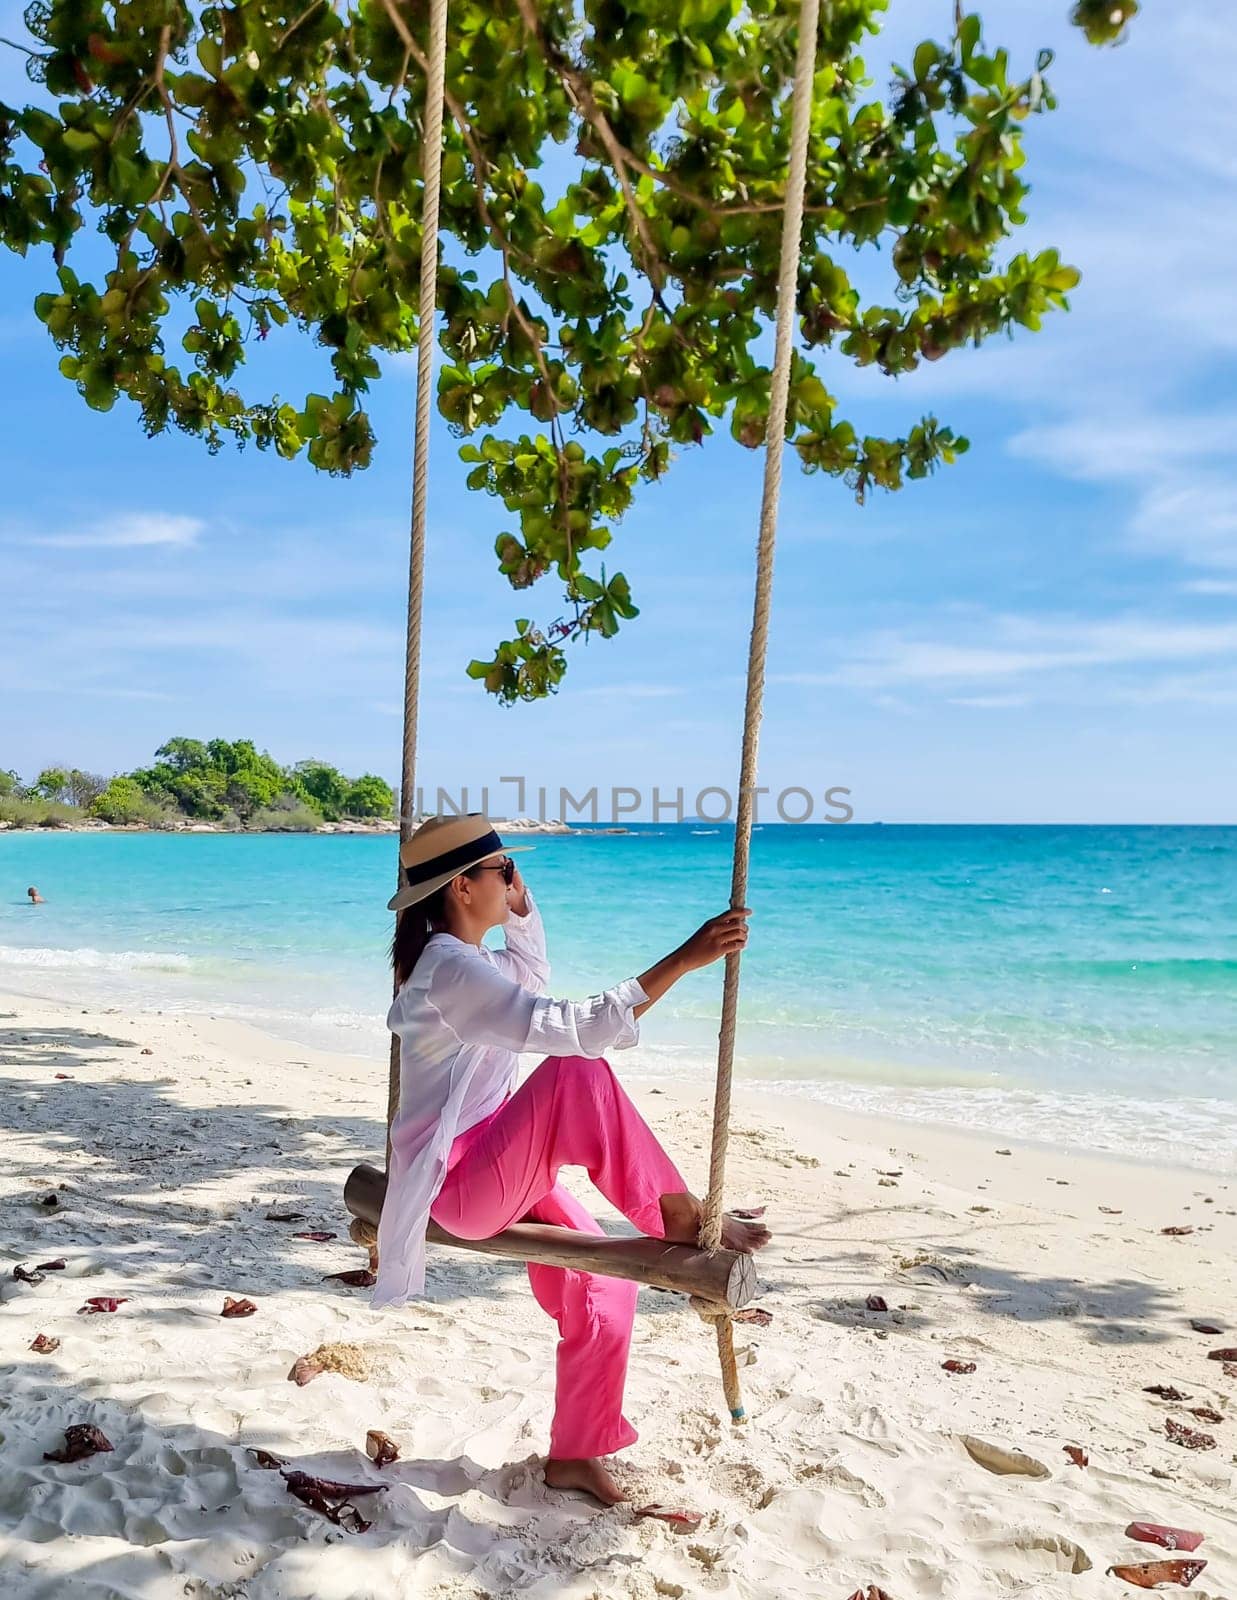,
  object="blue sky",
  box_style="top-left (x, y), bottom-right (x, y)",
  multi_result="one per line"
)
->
top-left (2, 4), bottom-right (1235, 823)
